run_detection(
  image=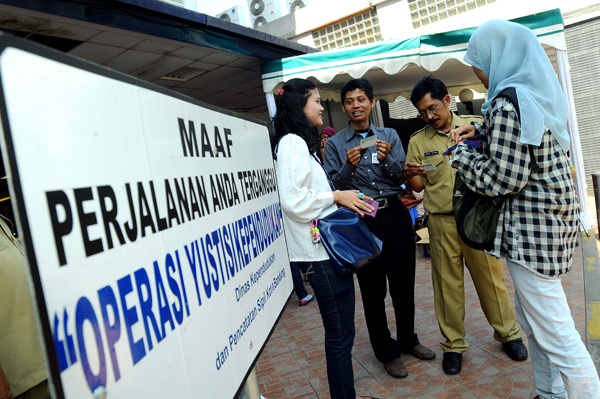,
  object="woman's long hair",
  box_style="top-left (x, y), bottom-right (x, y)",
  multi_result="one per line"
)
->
top-left (271, 78), bottom-right (319, 156)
